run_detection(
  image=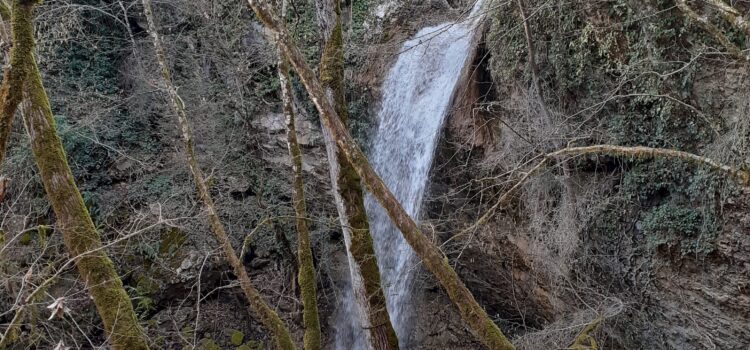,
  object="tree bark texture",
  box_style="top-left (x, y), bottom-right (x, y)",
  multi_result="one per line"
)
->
top-left (12, 1), bottom-right (149, 349)
top-left (0, 0), bottom-right (33, 168)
